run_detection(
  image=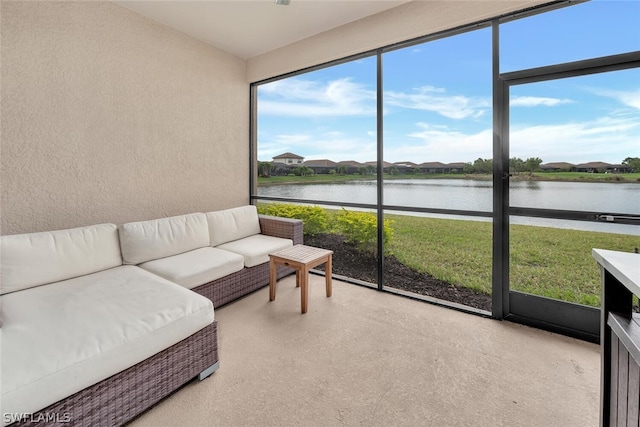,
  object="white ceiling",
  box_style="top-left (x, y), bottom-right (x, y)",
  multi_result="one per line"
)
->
top-left (115, 0), bottom-right (412, 60)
